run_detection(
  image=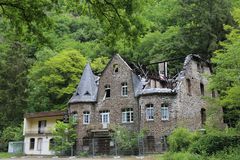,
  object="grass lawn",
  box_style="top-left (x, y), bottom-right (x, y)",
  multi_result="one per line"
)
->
top-left (0, 152), bottom-right (14, 159)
